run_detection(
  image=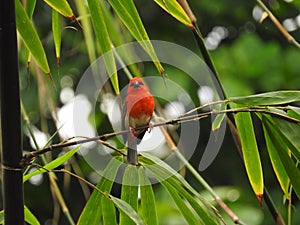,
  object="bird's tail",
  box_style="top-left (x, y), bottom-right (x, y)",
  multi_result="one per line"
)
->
top-left (127, 133), bottom-right (138, 165)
